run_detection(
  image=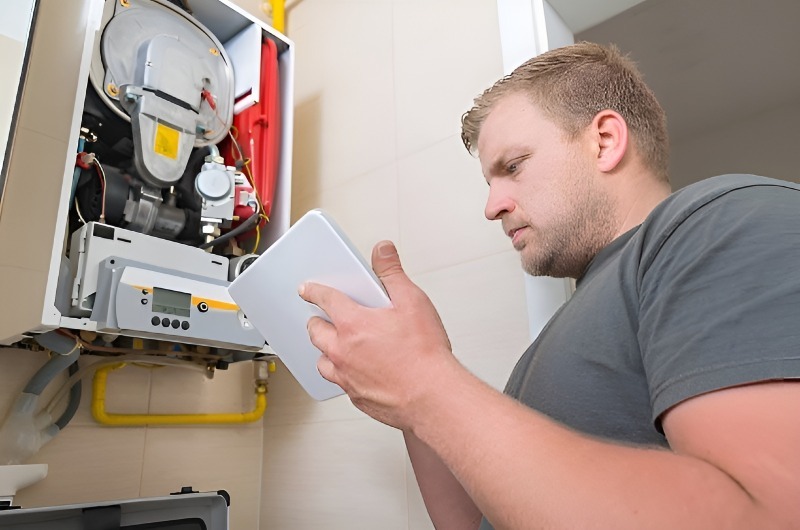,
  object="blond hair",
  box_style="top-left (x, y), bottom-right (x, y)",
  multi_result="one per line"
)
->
top-left (461, 42), bottom-right (669, 182)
